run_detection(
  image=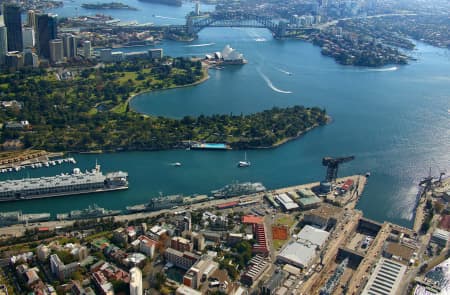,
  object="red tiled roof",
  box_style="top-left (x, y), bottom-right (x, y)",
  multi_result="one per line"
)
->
top-left (242, 215), bottom-right (264, 224)
top-left (217, 201), bottom-right (239, 209)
